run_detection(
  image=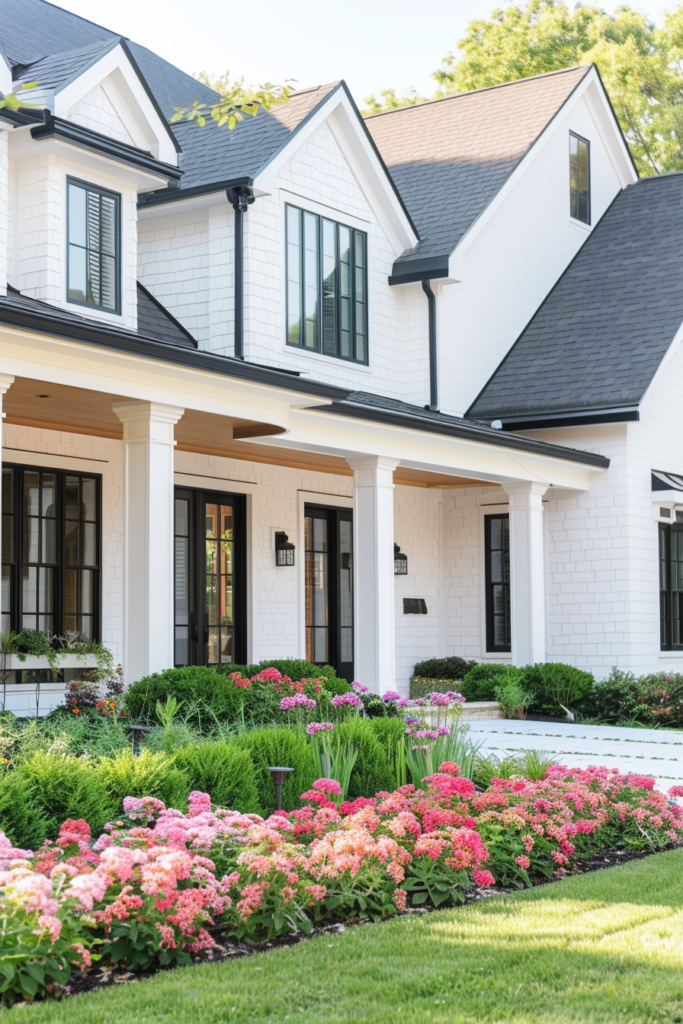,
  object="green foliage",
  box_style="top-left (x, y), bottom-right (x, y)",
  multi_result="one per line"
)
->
top-left (584, 669), bottom-right (683, 725)
top-left (461, 663), bottom-right (522, 702)
top-left (412, 656), bottom-right (477, 683)
top-left (369, 717), bottom-right (409, 788)
top-left (124, 667), bottom-right (243, 726)
top-left (474, 748), bottom-right (557, 788)
top-left (233, 727), bottom-right (318, 813)
top-left (173, 741), bottom-right (260, 814)
top-left (14, 749), bottom-right (111, 841)
top-left (96, 749), bottom-right (189, 818)
top-left (0, 771), bottom-right (47, 849)
top-left (406, 726), bottom-right (481, 787)
top-left (335, 719), bottom-right (396, 798)
top-left (495, 678), bottom-right (534, 719)
top-left (173, 71), bottom-right (292, 130)
top-left (522, 662), bottom-right (594, 716)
